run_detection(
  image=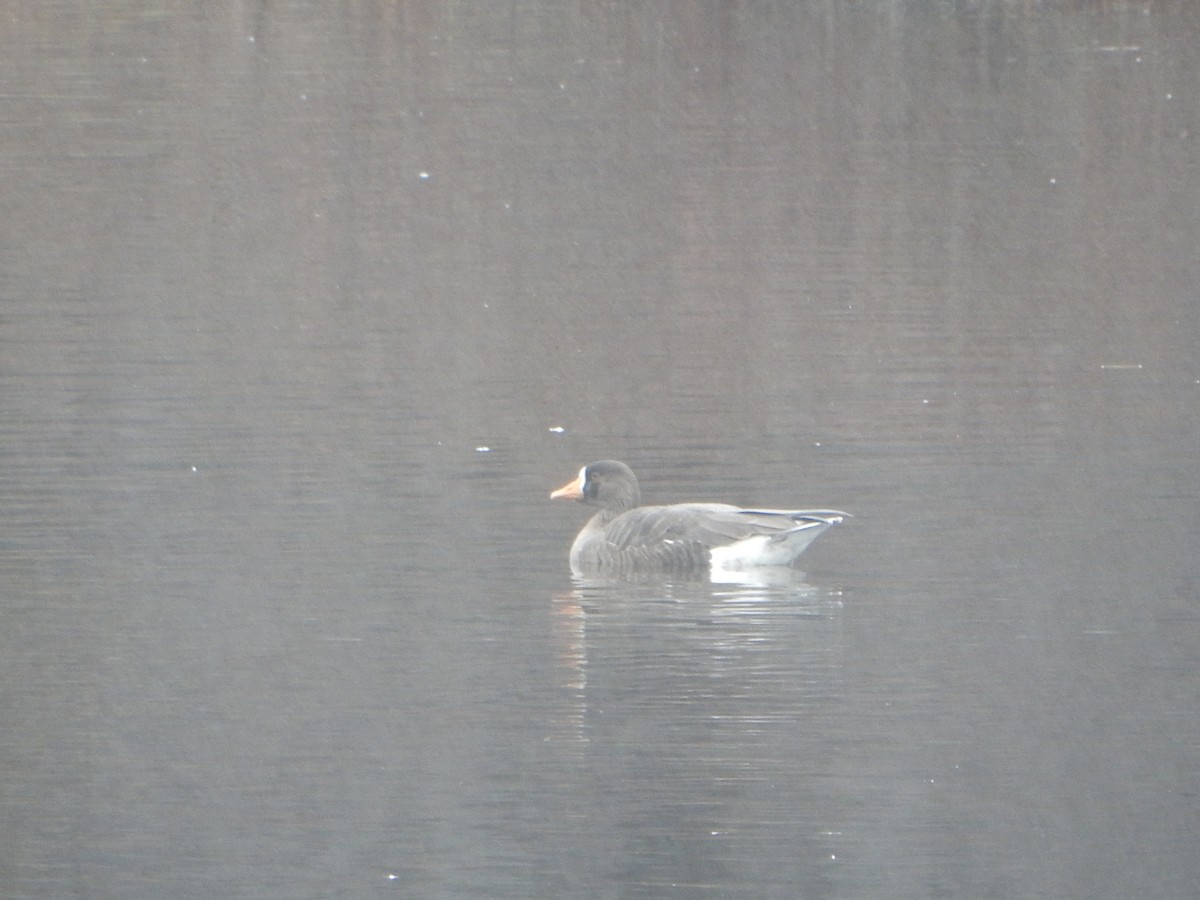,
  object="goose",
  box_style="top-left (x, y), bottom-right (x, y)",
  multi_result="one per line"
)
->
top-left (550, 460), bottom-right (847, 575)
